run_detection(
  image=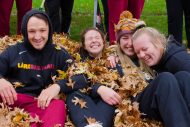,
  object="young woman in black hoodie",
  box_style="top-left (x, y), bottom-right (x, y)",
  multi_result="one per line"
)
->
top-left (109, 11), bottom-right (190, 127)
top-left (0, 9), bottom-right (87, 127)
